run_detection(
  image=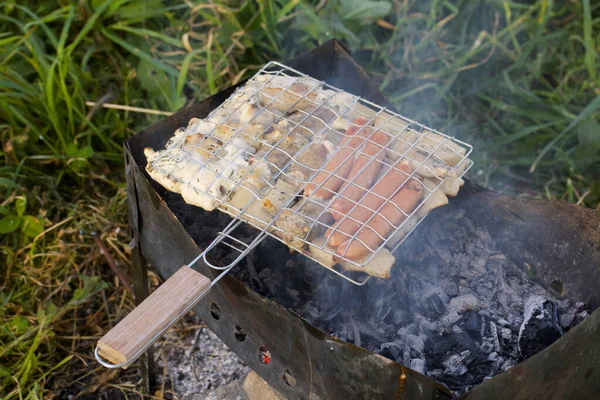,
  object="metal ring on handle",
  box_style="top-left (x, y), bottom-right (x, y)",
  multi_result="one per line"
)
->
top-left (95, 346), bottom-right (129, 369)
